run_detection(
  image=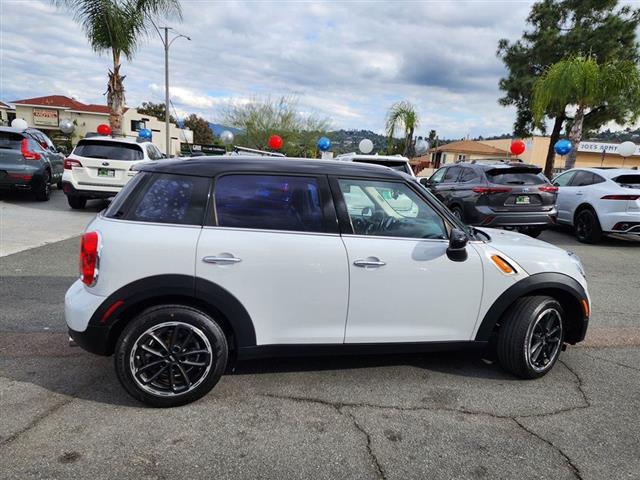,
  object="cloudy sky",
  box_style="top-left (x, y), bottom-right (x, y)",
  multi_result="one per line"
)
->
top-left (0, 0), bottom-right (620, 138)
